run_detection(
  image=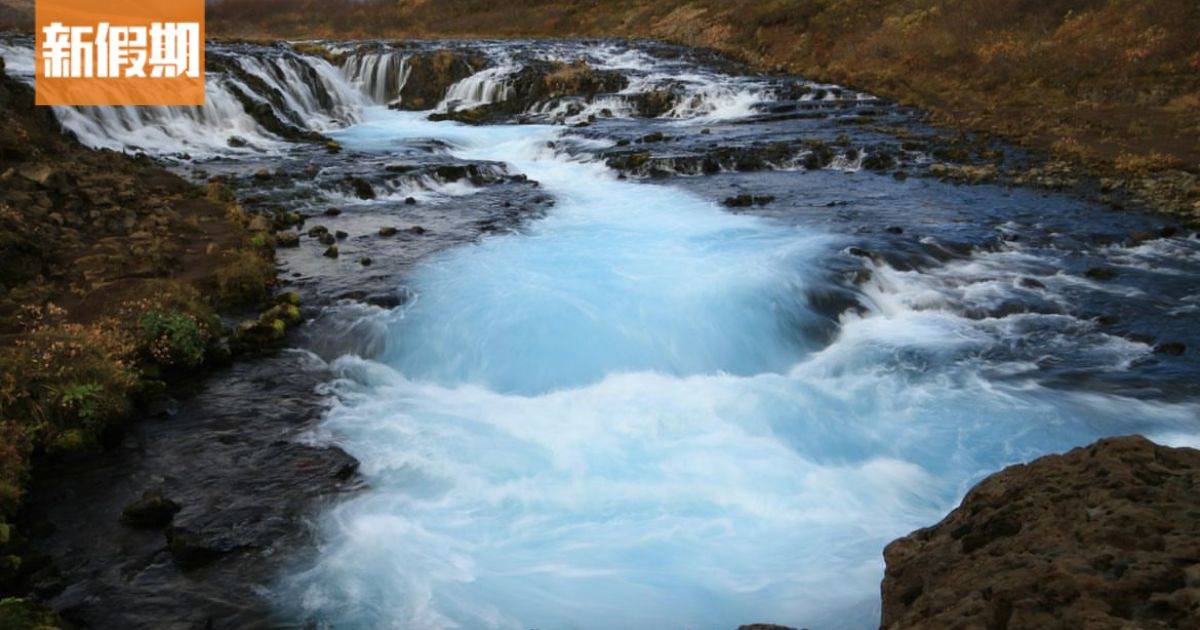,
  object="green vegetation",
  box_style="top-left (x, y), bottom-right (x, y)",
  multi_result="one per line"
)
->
top-left (0, 64), bottom-right (300, 602)
top-left (0, 597), bottom-right (60, 630)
